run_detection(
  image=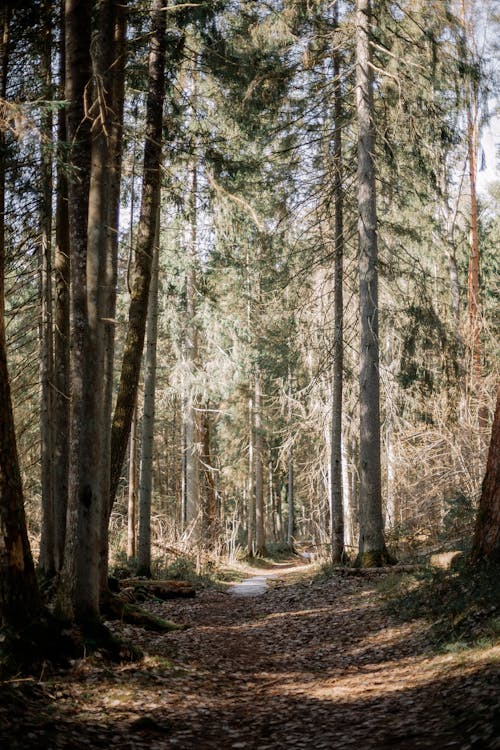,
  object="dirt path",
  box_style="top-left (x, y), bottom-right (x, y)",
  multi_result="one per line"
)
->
top-left (1, 565), bottom-right (499, 749)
